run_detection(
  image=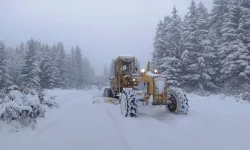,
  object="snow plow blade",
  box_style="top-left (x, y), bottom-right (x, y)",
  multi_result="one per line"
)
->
top-left (92, 96), bottom-right (119, 105)
top-left (104, 97), bottom-right (119, 105)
